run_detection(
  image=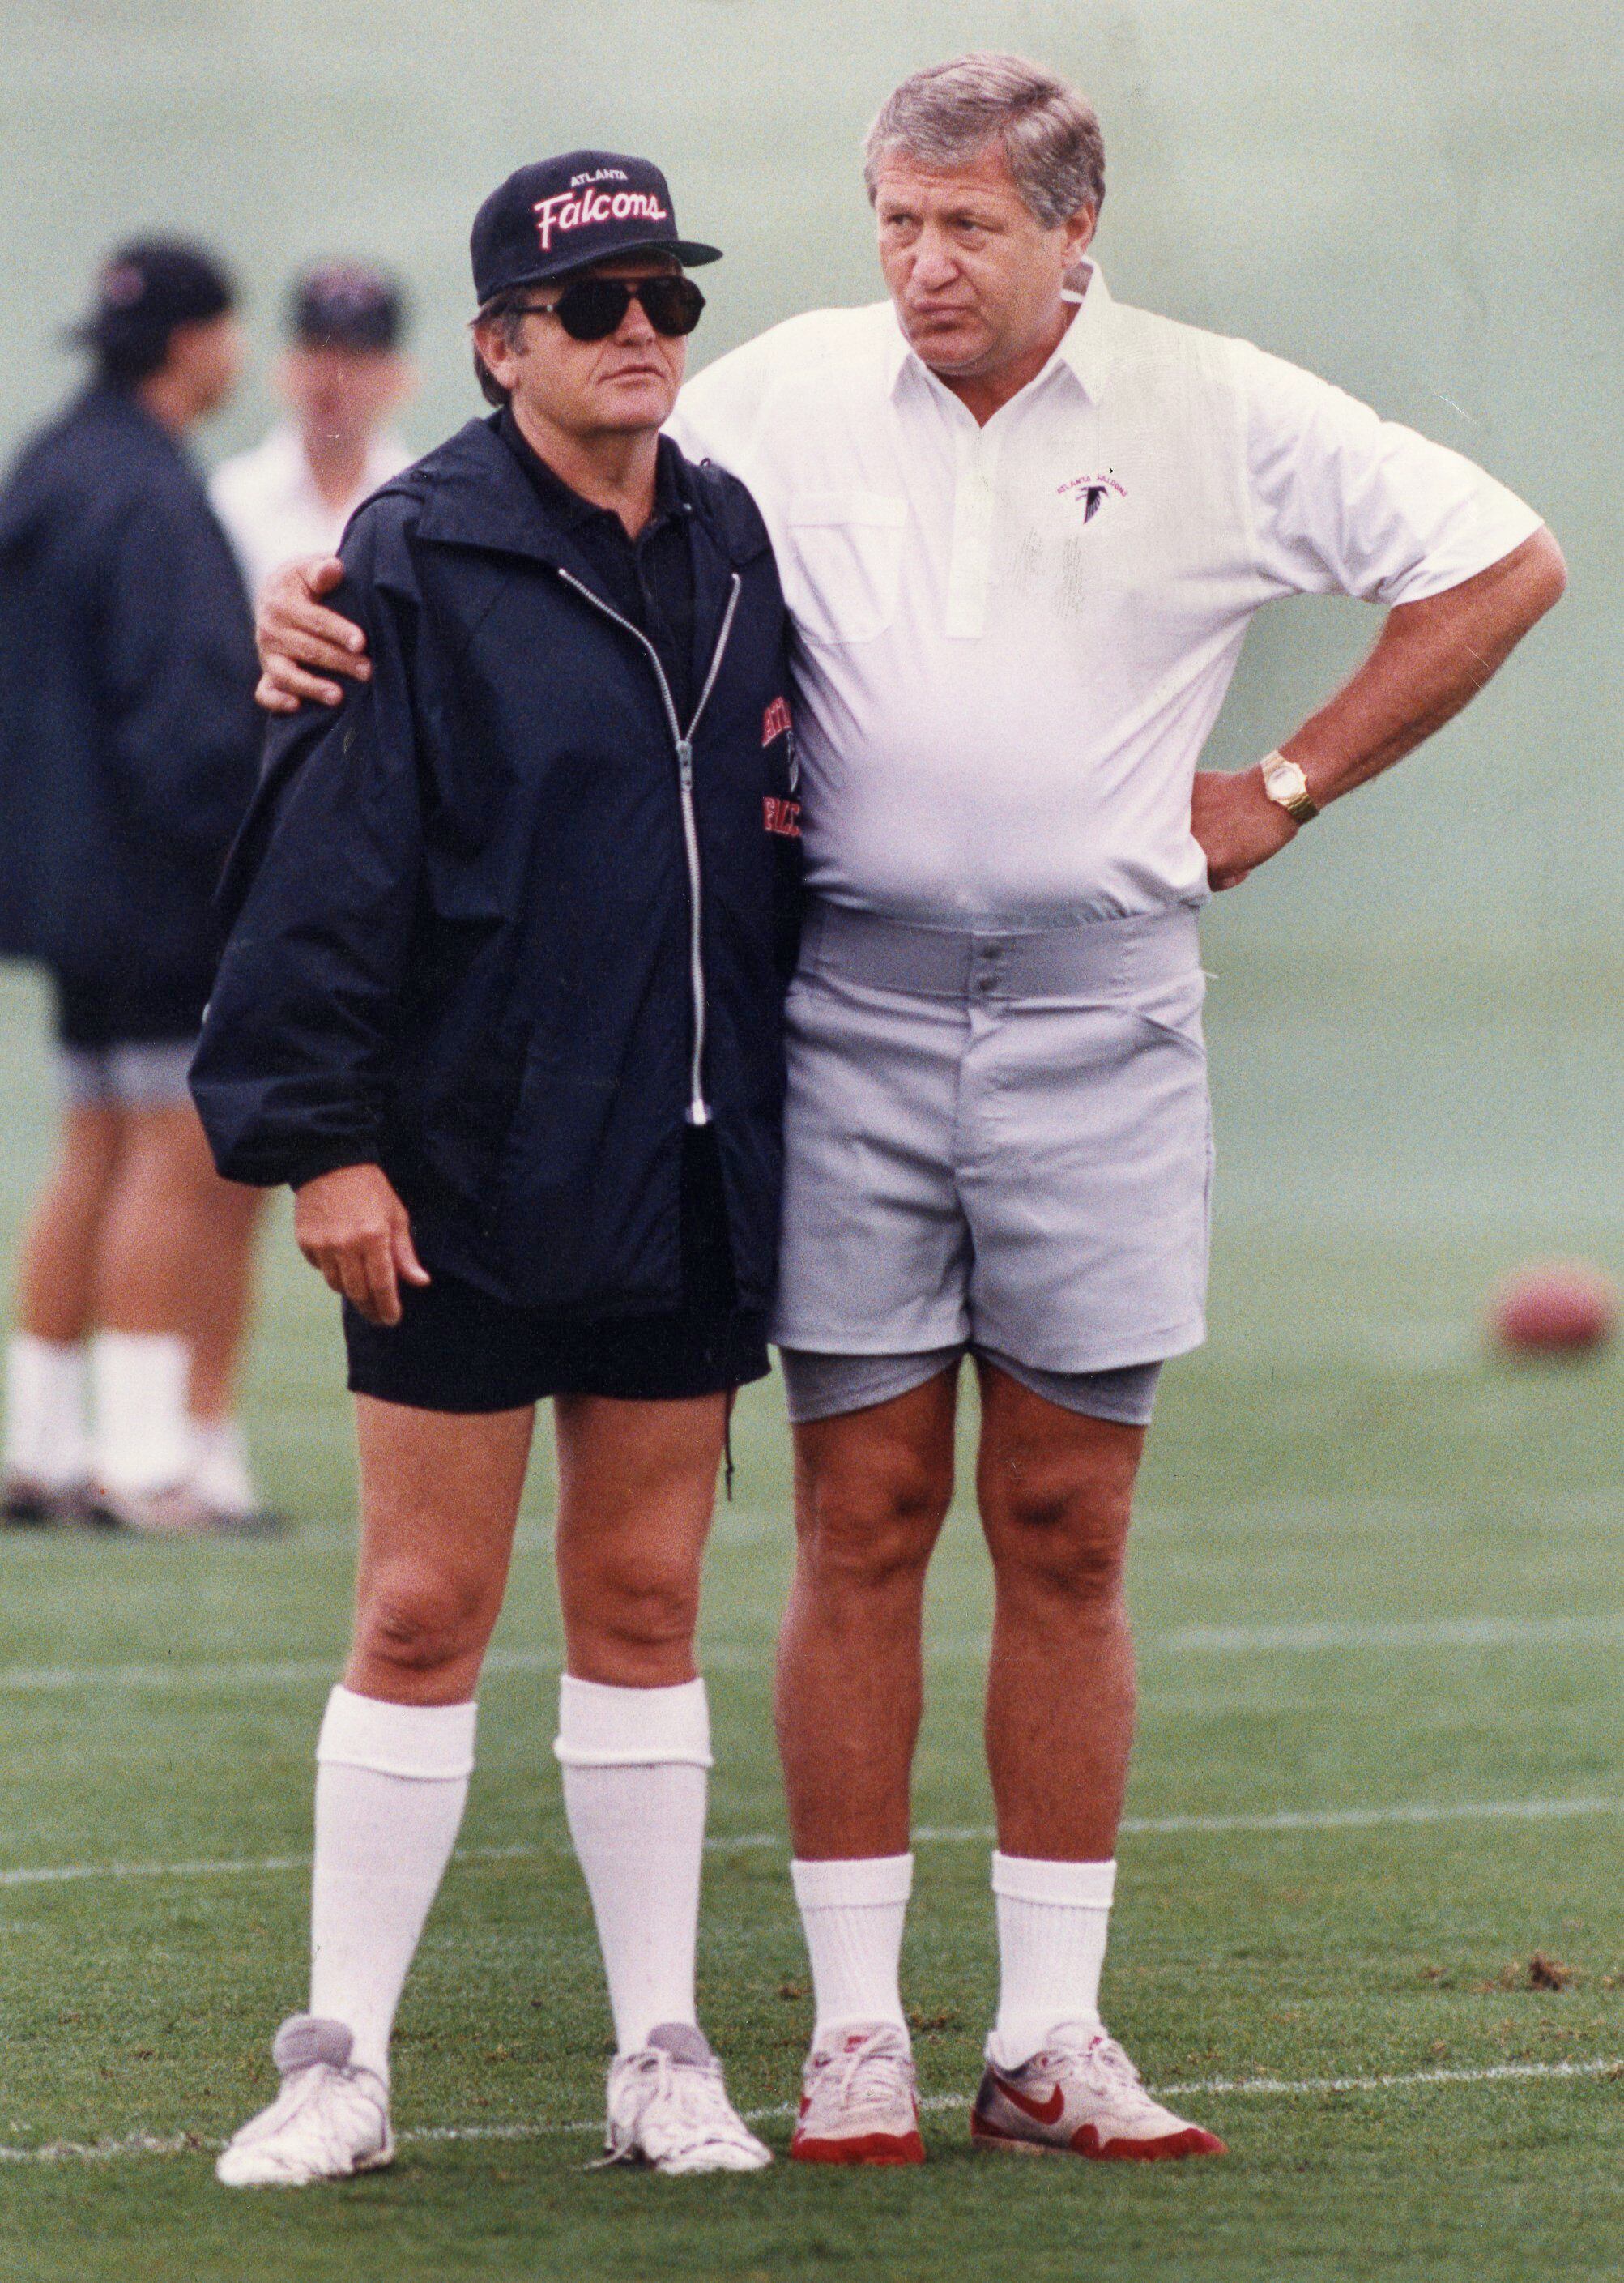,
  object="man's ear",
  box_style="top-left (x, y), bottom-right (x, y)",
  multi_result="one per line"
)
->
top-left (1061, 203), bottom-right (1098, 267)
top-left (471, 319), bottom-right (517, 394)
